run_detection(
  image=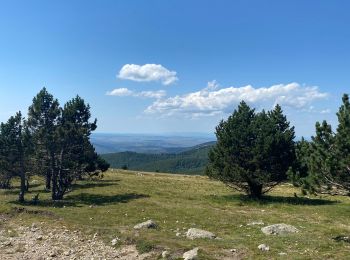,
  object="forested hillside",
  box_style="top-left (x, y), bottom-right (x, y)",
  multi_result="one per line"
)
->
top-left (101, 142), bottom-right (215, 174)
